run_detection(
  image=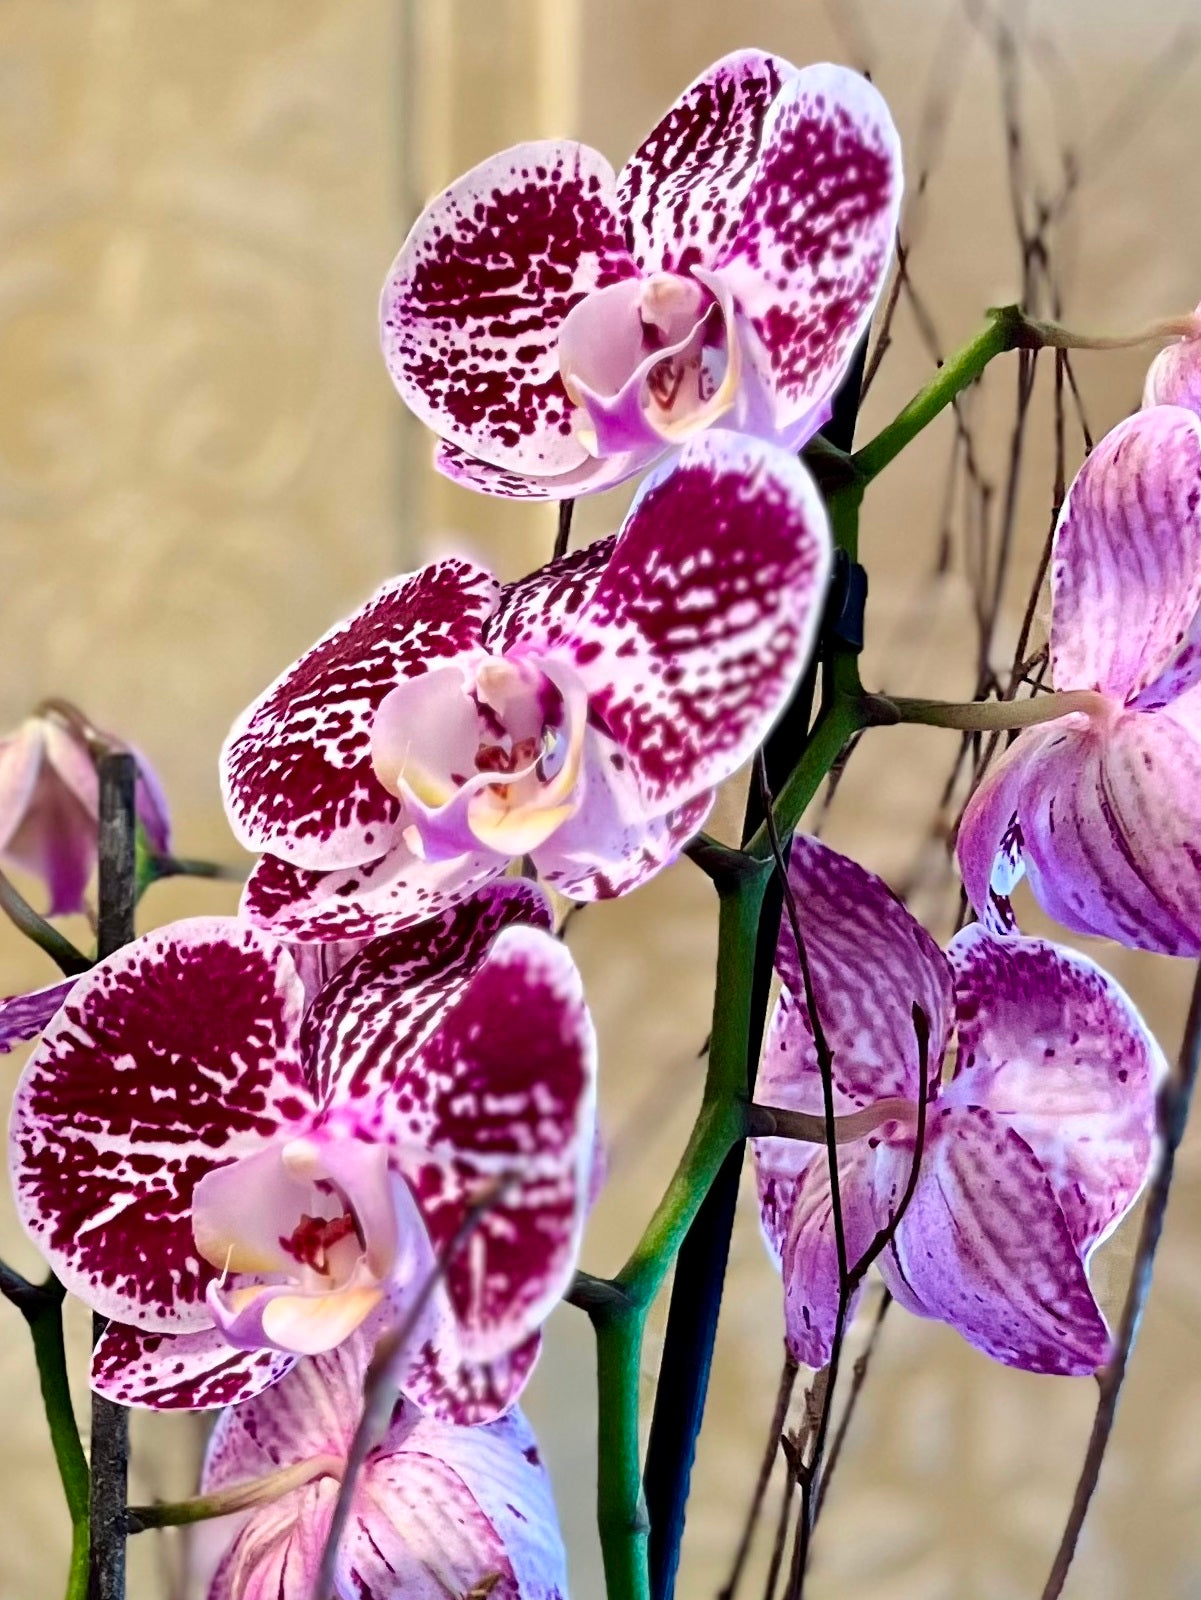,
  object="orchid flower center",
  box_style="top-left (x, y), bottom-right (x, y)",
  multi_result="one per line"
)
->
top-left (557, 270), bottom-right (740, 455)
top-left (192, 1133), bottom-right (417, 1357)
top-left (371, 653), bottom-right (588, 858)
